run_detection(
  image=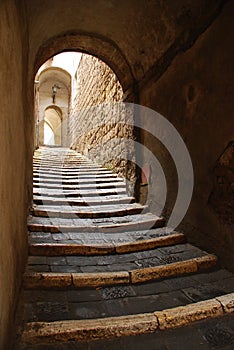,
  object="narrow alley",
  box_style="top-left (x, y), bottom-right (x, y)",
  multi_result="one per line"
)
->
top-left (17, 147), bottom-right (234, 349)
top-left (0, 2), bottom-right (233, 348)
